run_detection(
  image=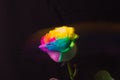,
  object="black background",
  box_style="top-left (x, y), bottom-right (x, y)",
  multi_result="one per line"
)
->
top-left (0, 0), bottom-right (120, 80)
